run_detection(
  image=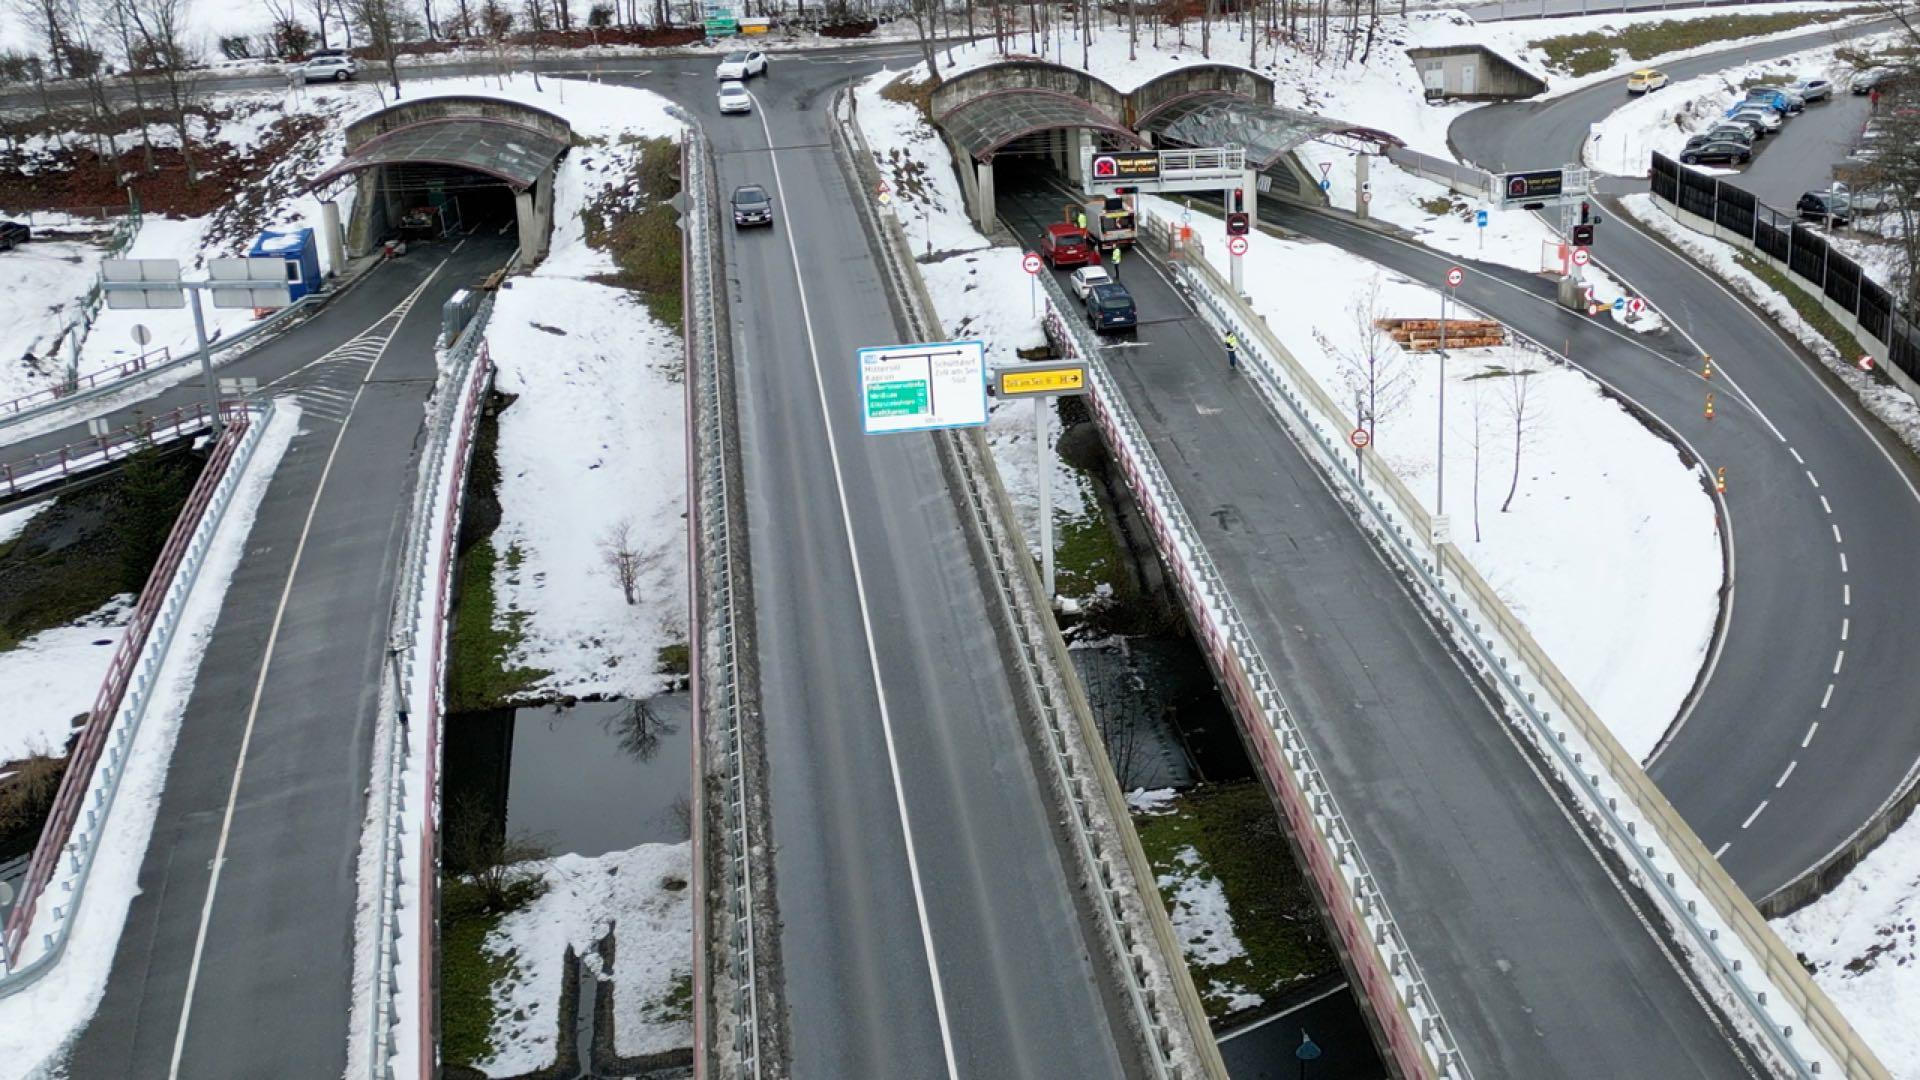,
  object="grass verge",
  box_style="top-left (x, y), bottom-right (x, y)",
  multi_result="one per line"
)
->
top-left (447, 396), bottom-right (548, 714)
top-left (441, 877), bottom-right (540, 1068)
top-left (1134, 782), bottom-right (1339, 1026)
top-left (1734, 251), bottom-right (1869, 364)
top-left (1533, 10), bottom-right (1867, 78)
top-left (585, 135), bottom-right (684, 333)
